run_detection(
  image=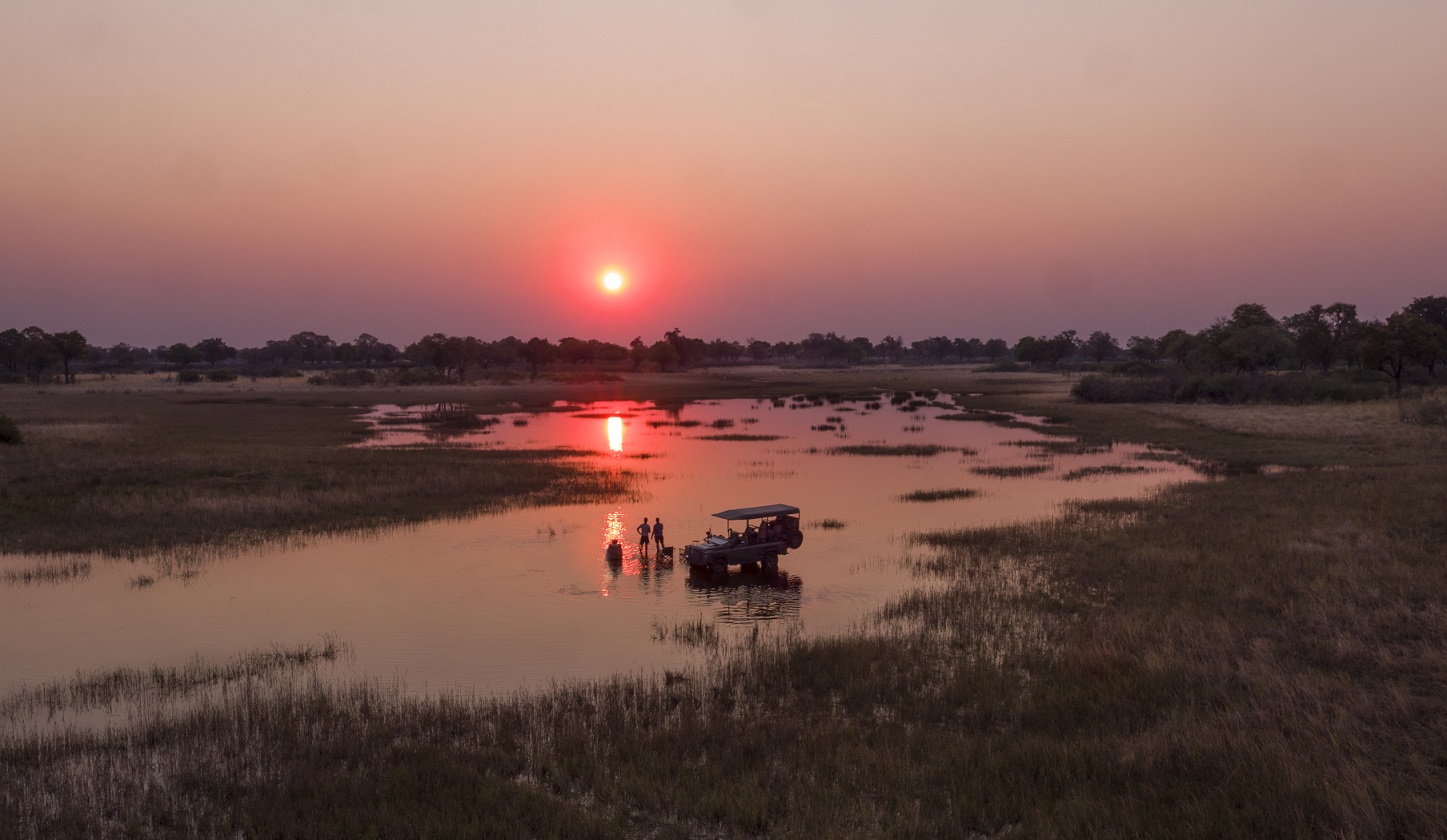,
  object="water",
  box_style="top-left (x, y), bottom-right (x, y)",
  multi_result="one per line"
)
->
top-left (0, 394), bottom-right (1201, 706)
